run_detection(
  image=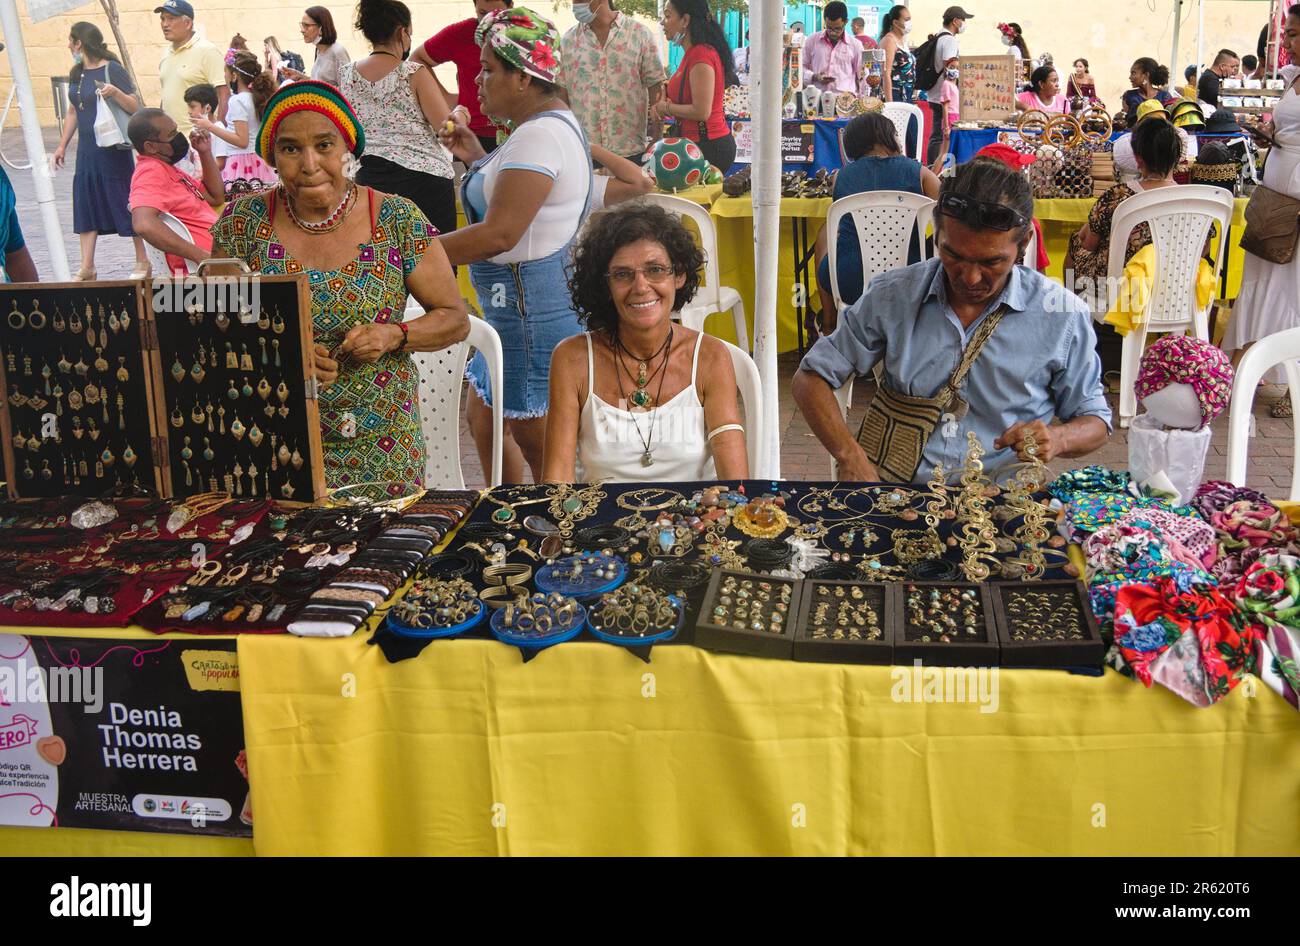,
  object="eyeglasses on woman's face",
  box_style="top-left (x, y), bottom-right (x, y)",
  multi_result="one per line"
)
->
top-left (606, 263), bottom-right (677, 286)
